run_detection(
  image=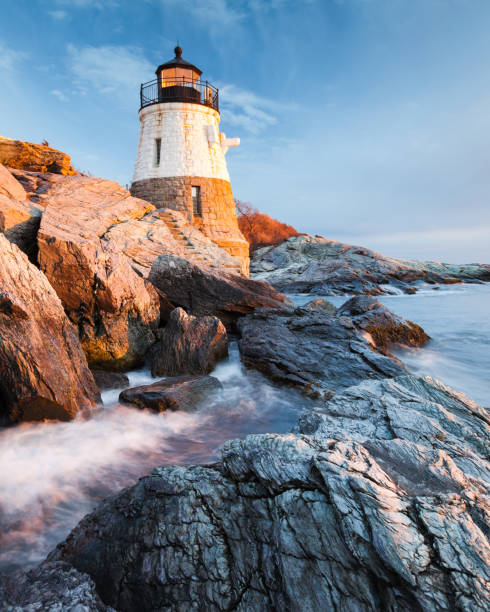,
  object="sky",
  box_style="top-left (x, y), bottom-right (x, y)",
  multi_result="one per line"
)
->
top-left (1, 0), bottom-right (489, 263)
